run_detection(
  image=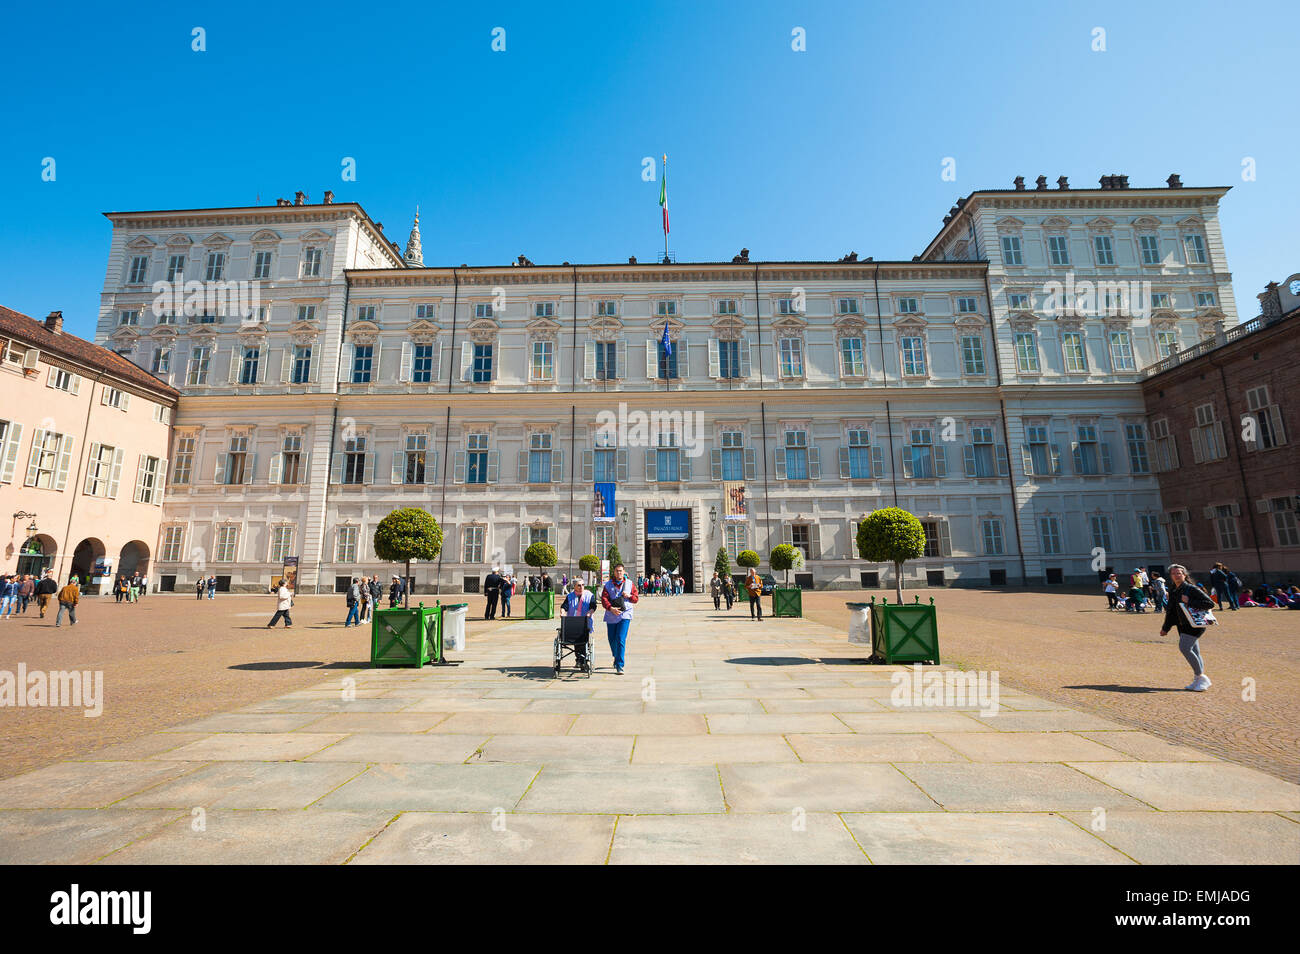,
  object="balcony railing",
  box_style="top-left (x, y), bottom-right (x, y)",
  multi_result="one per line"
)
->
top-left (1142, 310), bottom-right (1293, 378)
